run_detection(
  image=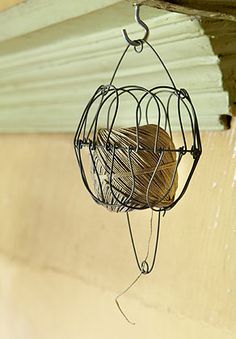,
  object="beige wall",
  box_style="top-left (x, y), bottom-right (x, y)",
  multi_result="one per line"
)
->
top-left (0, 120), bottom-right (236, 339)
